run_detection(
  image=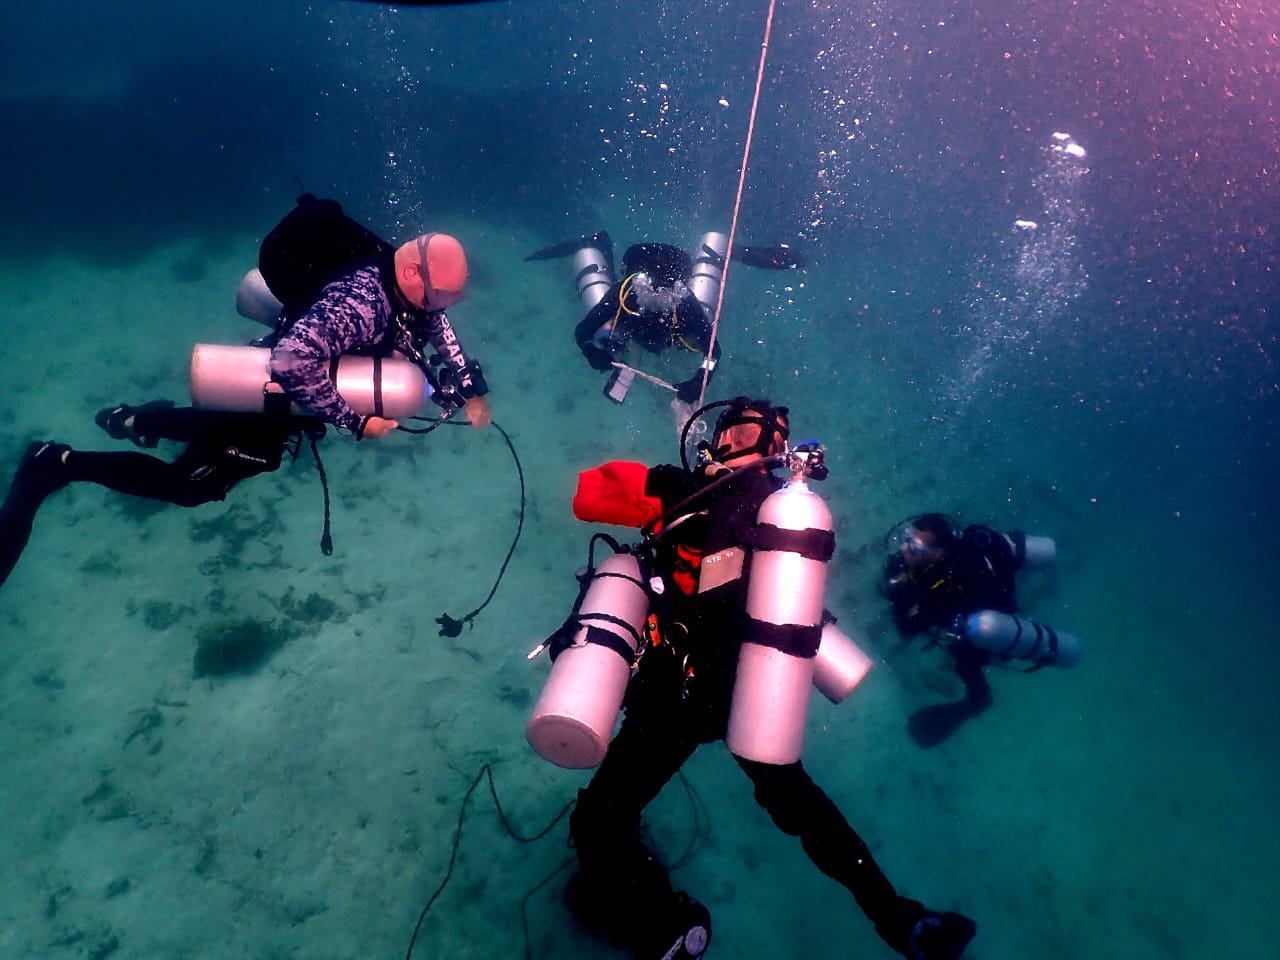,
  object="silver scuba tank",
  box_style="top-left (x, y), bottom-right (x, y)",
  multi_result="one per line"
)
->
top-left (190, 344), bottom-right (430, 419)
top-left (725, 477), bottom-right (834, 764)
top-left (572, 243), bottom-right (615, 313)
top-left (812, 620), bottom-right (874, 704)
top-left (526, 552), bottom-right (649, 769)
top-left (960, 609), bottom-right (1081, 667)
top-left (1002, 532), bottom-right (1057, 570)
top-left (235, 268), bottom-right (285, 327)
top-left (687, 232), bottom-right (728, 322)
